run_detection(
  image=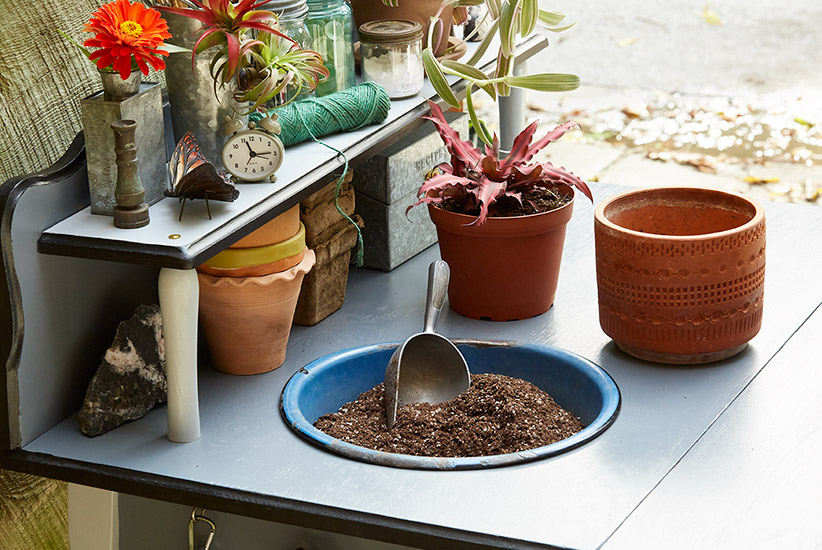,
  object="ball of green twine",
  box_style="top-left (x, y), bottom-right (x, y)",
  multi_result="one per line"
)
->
top-left (251, 82), bottom-right (392, 147)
